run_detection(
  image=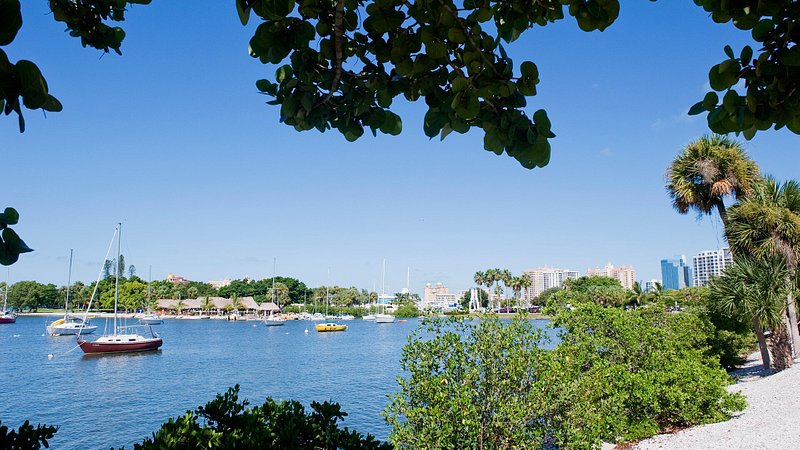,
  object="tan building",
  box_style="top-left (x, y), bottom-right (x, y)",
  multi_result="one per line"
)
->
top-left (166, 273), bottom-right (188, 284)
top-left (423, 282), bottom-right (457, 310)
top-left (209, 278), bottom-right (232, 289)
top-left (587, 263), bottom-right (636, 290)
top-left (522, 267), bottom-right (580, 303)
